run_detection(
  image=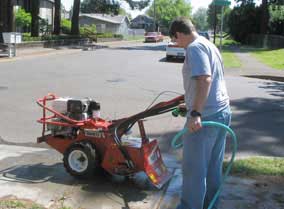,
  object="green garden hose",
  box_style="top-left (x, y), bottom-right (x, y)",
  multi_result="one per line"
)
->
top-left (171, 121), bottom-right (237, 209)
